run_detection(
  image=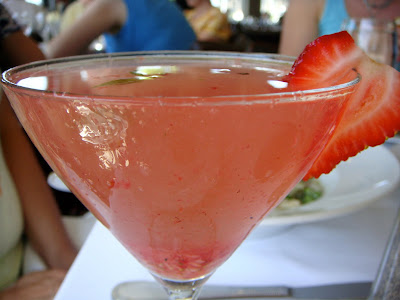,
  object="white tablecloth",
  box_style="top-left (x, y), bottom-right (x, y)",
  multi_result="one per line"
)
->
top-left (54, 146), bottom-right (400, 300)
